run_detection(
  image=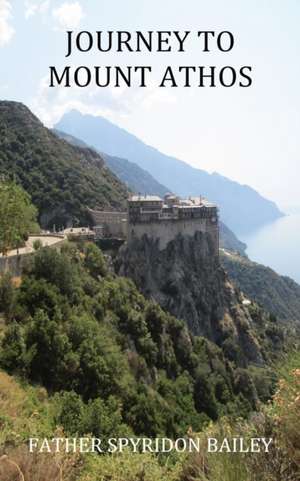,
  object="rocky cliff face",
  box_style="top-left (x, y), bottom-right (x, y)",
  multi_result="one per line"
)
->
top-left (116, 232), bottom-right (281, 367)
